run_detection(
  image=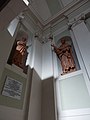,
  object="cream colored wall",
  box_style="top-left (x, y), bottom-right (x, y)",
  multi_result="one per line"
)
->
top-left (72, 22), bottom-right (90, 78)
top-left (28, 69), bottom-right (42, 120)
top-left (0, 29), bottom-right (15, 79)
top-left (59, 74), bottom-right (90, 110)
top-left (0, 106), bottom-right (24, 120)
top-left (22, 67), bottom-right (33, 120)
top-left (41, 77), bottom-right (55, 120)
top-left (42, 41), bottom-right (53, 80)
top-left (33, 39), bottom-right (42, 78)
